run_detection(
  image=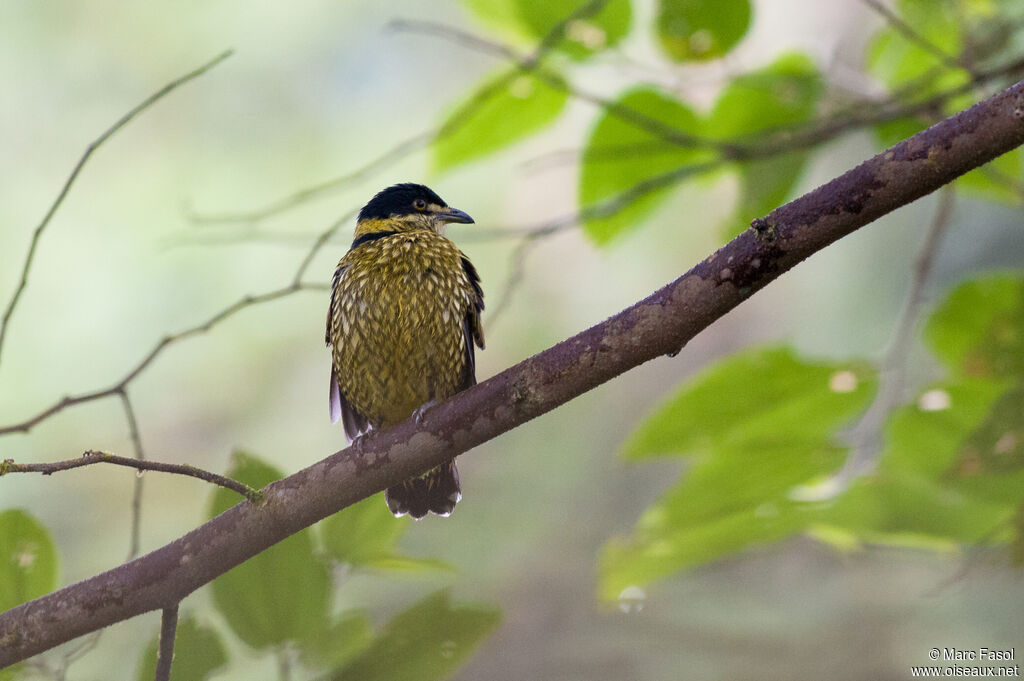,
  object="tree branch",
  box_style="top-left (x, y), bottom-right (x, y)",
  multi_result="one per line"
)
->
top-left (154, 604), bottom-right (179, 681)
top-left (0, 451), bottom-right (261, 502)
top-left (3, 74), bottom-right (1024, 669)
